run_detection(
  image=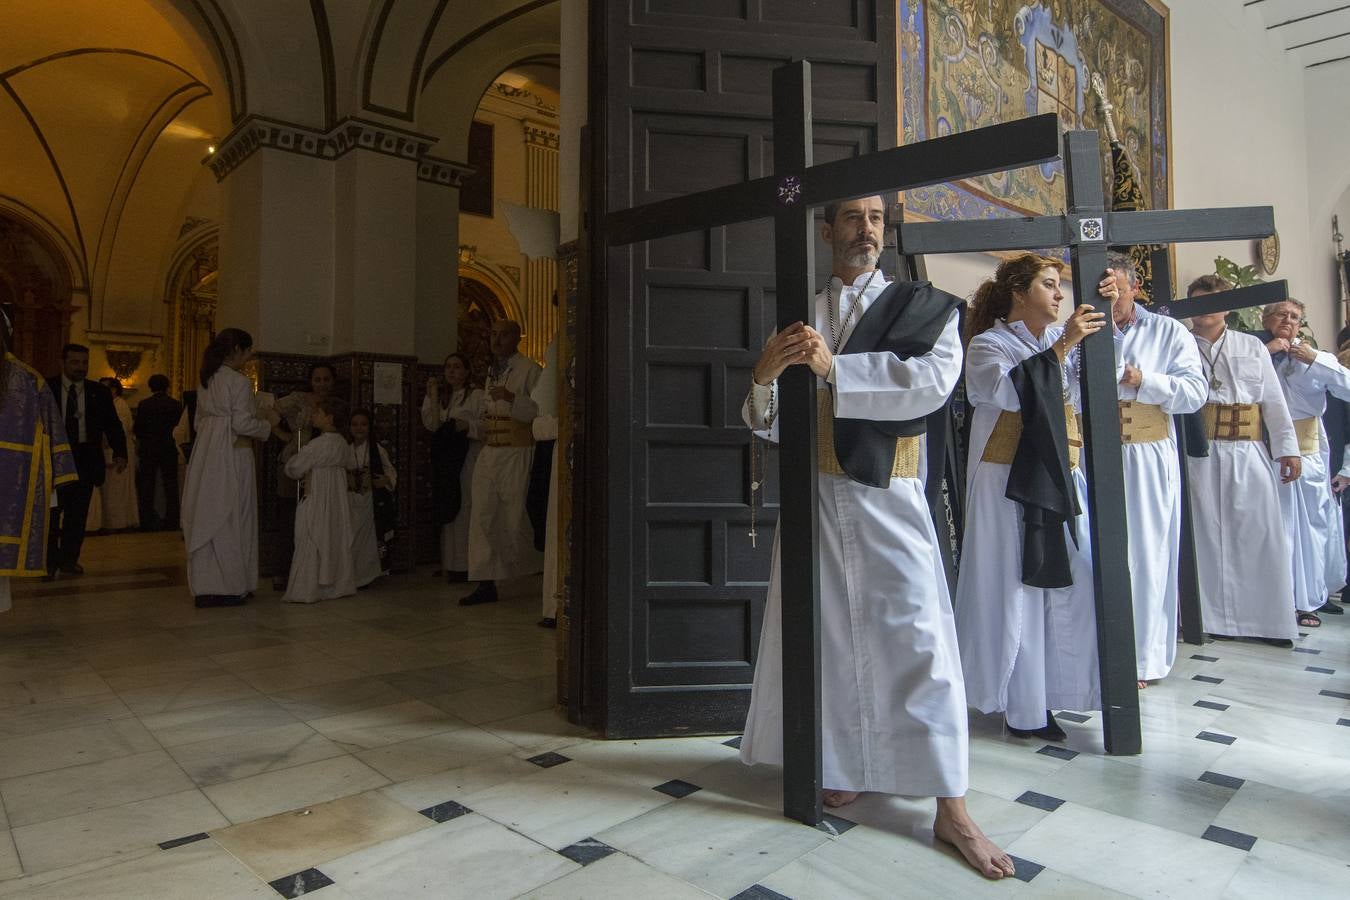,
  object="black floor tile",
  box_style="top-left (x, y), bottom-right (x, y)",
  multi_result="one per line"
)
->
top-left (558, 838), bottom-right (617, 866)
top-left (526, 751), bottom-right (572, 768)
top-left (1190, 654), bottom-right (1219, 662)
top-left (1056, 711), bottom-right (1091, 723)
top-left (1010, 855), bottom-right (1045, 882)
top-left (1193, 700), bottom-right (1230, 711)
top-left (1198, 771), bottom-right (1245, 790)
top-left (723, 735), bottom-right (743, 749)
top-left (816, 813), bottom-right (857, 836)
top-left (158, 833), bottom-right (210, 850)
top-left (1293, 647), bottom-right (1322, 654)
top-left (1306, 666), bottom-right (1335, 675)
top-left (1202, 825), bottom-right (1257, 851)
top-left (652, 779), bottom-right (701, 799)
top-left (1037, 744), bottom-right (1078, 761)
top-left (1337, 718), bottom-right (1350, 727)
top-left (1196, 731), bottom-right (1236, 745)
top-left (1319, 689), bottom-right (1350, 701)
top-left (269, 868), bottom-right (334, 898)
top-left (731, 886), bottom-right (792, 900)
top-left (1015, 790), bottom-right (1065, 812)
top-left (419, 800), bottom-right (471, 823)
top-left (1192, 675), bottom-right (1224, 684)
